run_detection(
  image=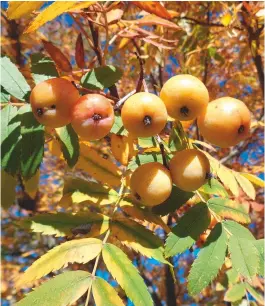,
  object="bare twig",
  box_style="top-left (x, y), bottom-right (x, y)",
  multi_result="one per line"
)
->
top-left (114, 89), bottom-right (136, 110)
top-left (76, 84), bottom-right (119, 102)
top-left (155, 135), bottom-right (169, 169)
